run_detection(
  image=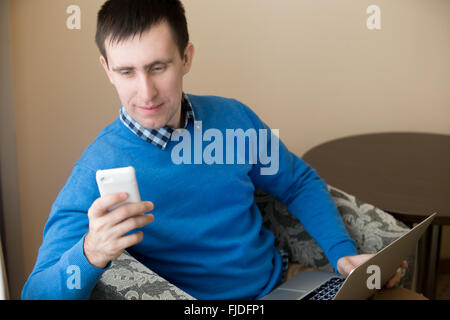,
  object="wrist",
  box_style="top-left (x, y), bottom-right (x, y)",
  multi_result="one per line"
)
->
top-left (83, 233), bottom-right (108, 269)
